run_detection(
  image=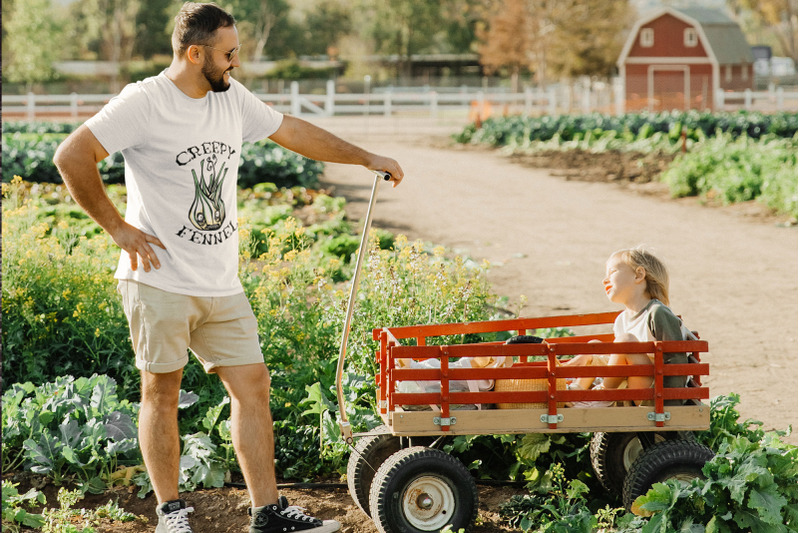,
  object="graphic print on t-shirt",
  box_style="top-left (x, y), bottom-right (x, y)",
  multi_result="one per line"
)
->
top-left (174, 140), bottom-right (239, 247)
top-left (189, 154), bottom-right (227, 231)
